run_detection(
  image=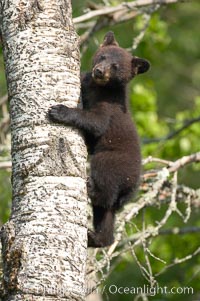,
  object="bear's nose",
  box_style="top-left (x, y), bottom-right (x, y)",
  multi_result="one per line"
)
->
top-left (94, 67), bottom-right (104, 79)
